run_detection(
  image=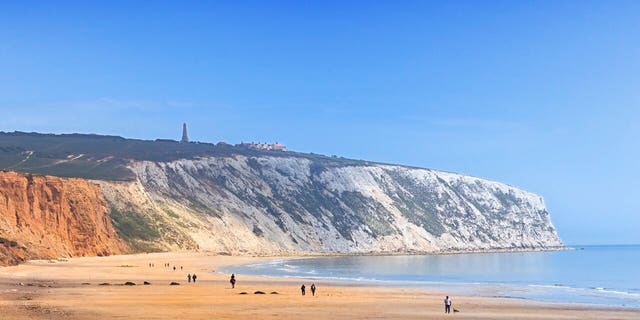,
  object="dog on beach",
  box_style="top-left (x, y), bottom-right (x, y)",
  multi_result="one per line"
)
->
top-left (453, 309), bottom-right (460, 313)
